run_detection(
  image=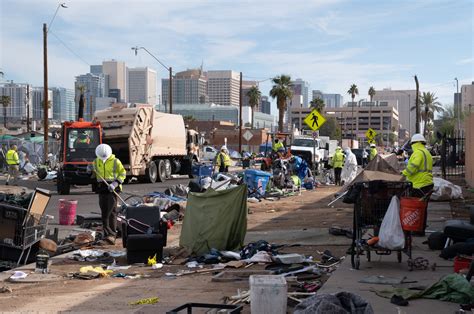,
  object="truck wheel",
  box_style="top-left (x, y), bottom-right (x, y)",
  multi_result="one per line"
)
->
top-left (57, 172), bottom-right (70, 195)
top-left (164, 159), bottom-right (172, 179)
top-left (145, 161), bottom-right (158, 183)
top-left (156, 160), bottom-right (166, 183)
